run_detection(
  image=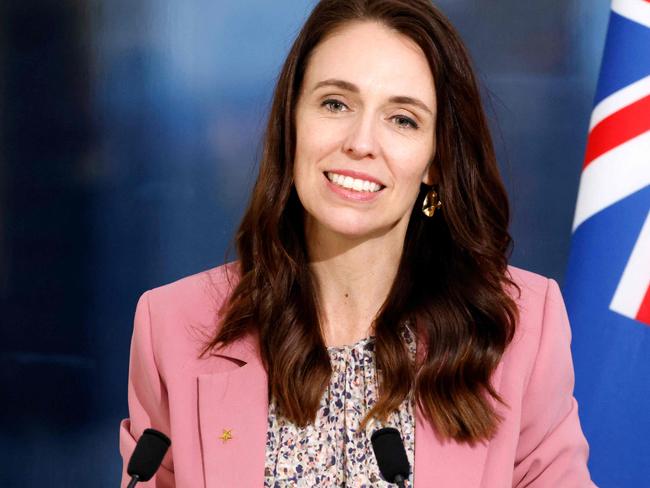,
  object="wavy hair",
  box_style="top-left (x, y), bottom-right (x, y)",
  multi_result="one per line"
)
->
top-left (203, 0), bottom-right (520, 444)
